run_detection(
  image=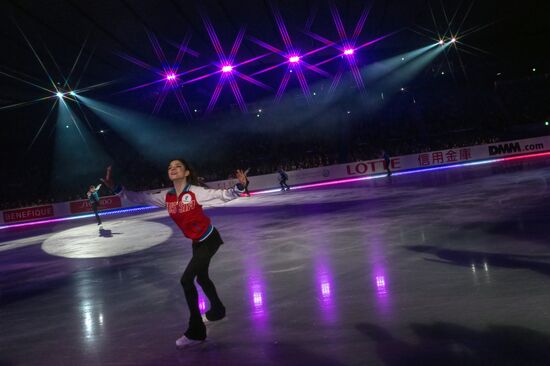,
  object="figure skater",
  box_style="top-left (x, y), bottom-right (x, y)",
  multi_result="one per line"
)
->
top-left (381, 150), bottom-right (392, 176)
top-left (101, 161), bottom-right (248, 348)
top-left (86, 183), bottom-right (102, 225)
top-left (277, 166), bottom-right (290, 191)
